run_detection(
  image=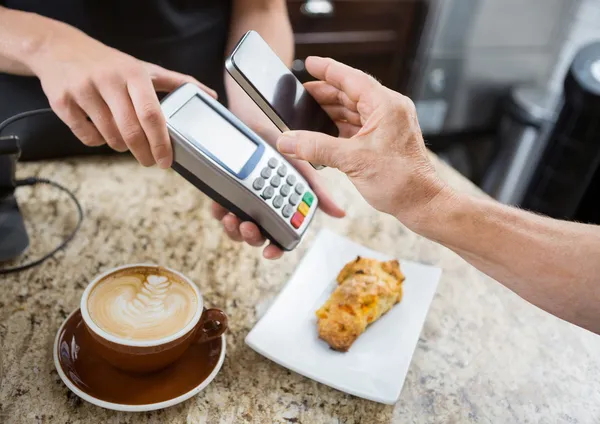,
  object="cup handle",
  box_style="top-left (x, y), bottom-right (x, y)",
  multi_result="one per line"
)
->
top-left (194, 308), bottom-right (228, 344)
